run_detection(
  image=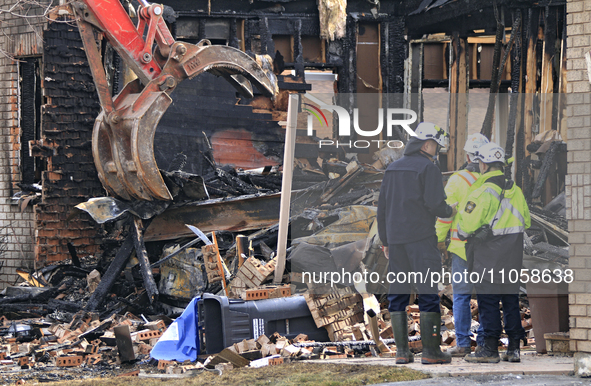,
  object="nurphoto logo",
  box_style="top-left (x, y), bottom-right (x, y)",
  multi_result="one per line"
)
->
top-left (303, 93), bottom-right (418, 149)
